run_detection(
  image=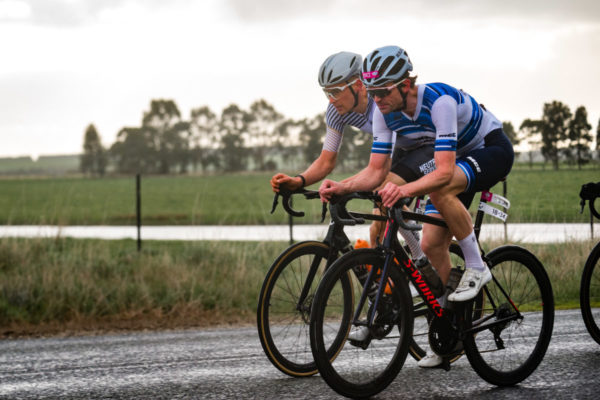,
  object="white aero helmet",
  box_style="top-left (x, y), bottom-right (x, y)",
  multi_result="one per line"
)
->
top-left (361, 46), bottom-right (413, 87)
top-left (318, 51), bottom-right (362, 87)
